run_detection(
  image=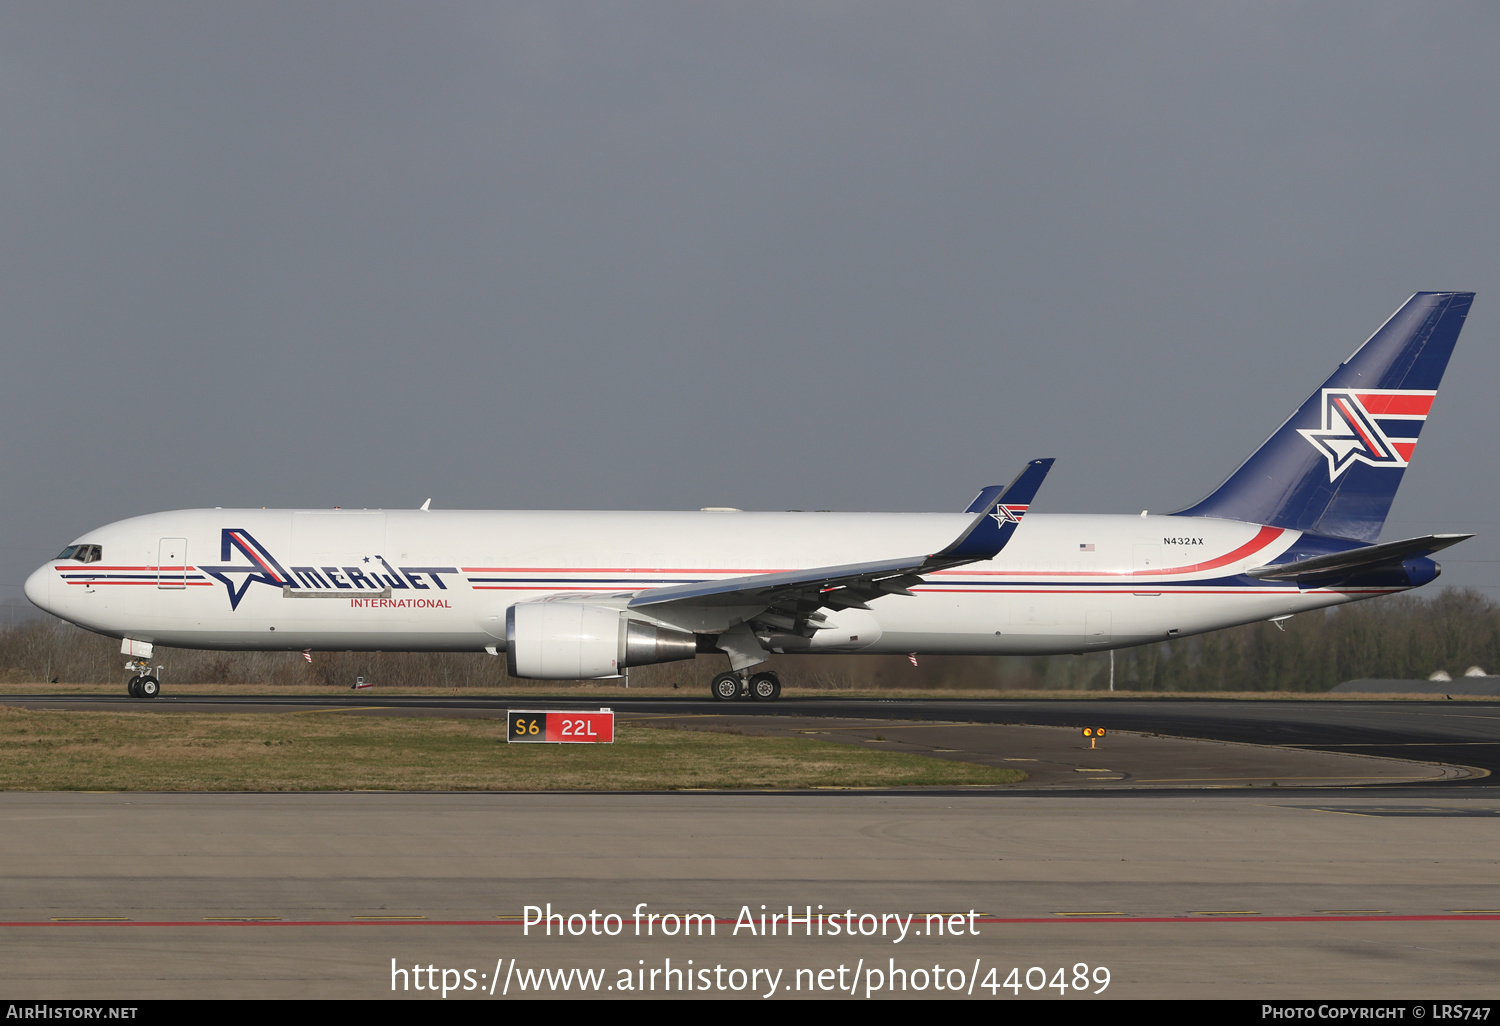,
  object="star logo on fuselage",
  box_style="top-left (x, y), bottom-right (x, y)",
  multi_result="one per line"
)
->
top-left (198, 529), bottom-right (292, 610)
